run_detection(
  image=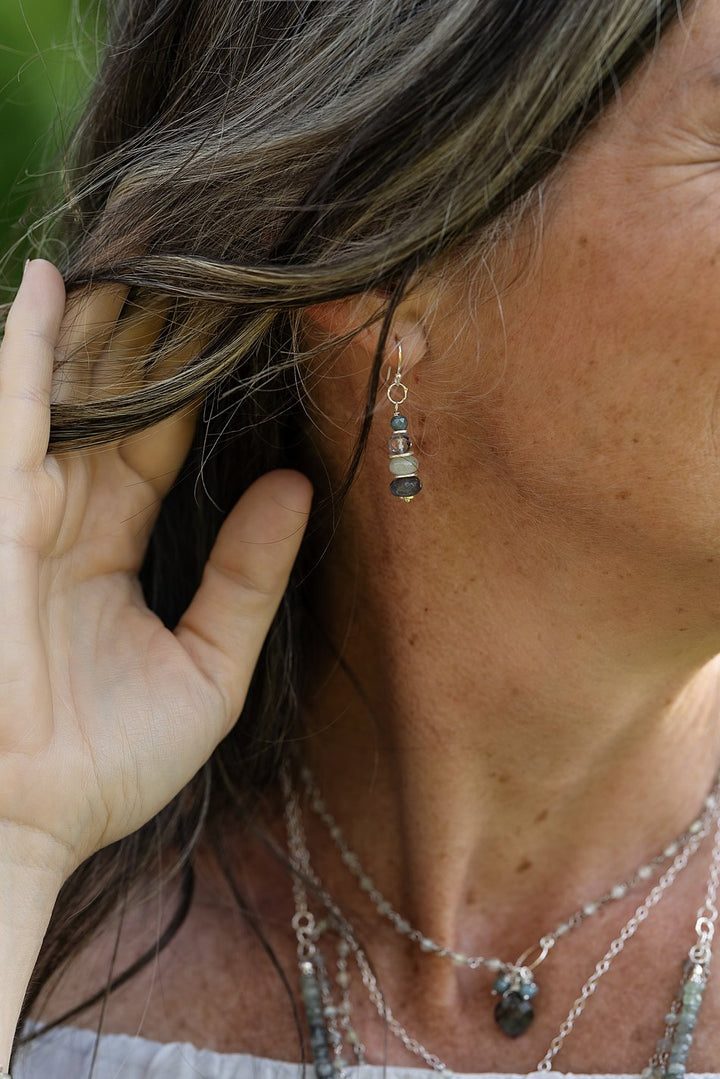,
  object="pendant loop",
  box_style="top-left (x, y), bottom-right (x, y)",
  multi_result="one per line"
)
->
top-left (695, 915), bottom-right (715, 942)
top-left (515, 936), bottom-right (555, 972)
top-left (387, 379), bottom-right (408, 406)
